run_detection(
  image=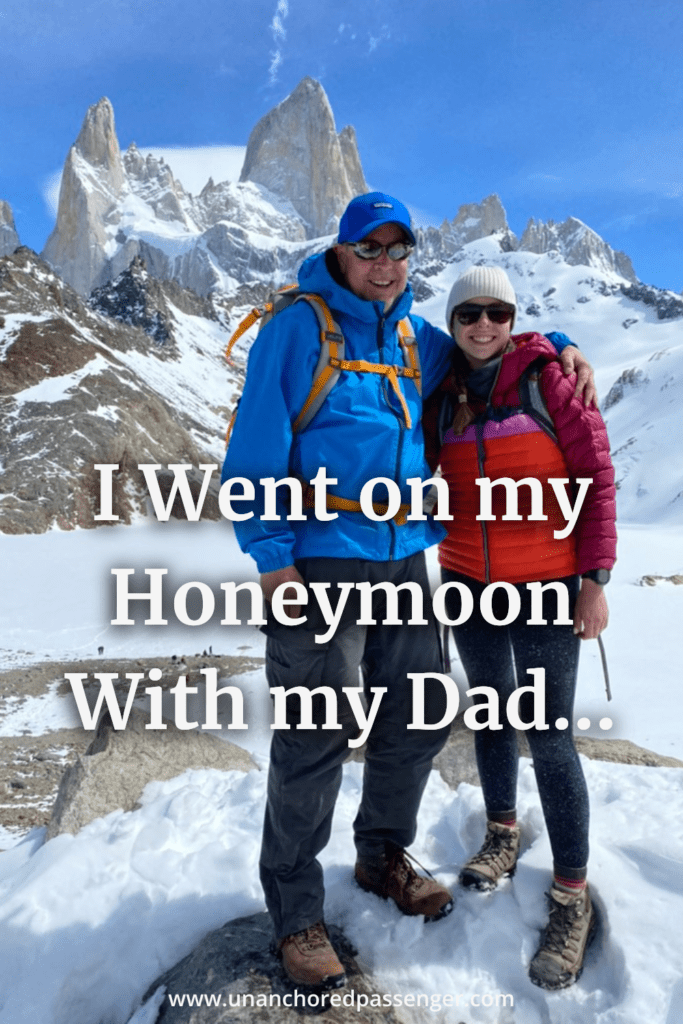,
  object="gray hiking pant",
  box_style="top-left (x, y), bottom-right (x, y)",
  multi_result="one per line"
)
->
top-left (259, 552), bottom-right (449, 941)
